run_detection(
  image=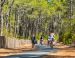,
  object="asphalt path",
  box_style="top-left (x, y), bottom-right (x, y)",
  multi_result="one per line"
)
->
top-left (5, 44), bottom-right (57, 58)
